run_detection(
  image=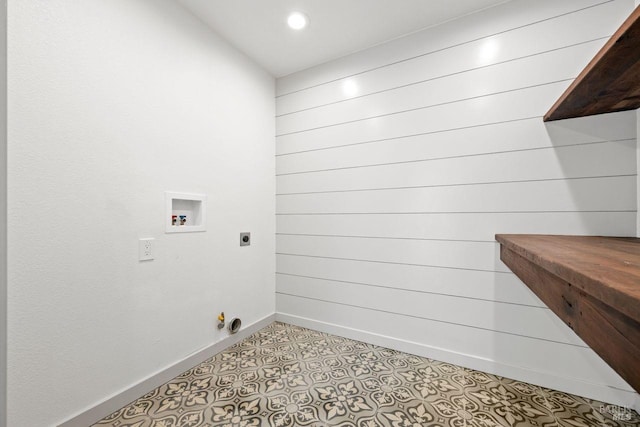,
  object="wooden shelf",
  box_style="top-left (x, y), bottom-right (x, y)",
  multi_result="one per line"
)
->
top-left (544, 5), bottom-right (640, 121)
top-left (495, 234), bottom-right (640, 392)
